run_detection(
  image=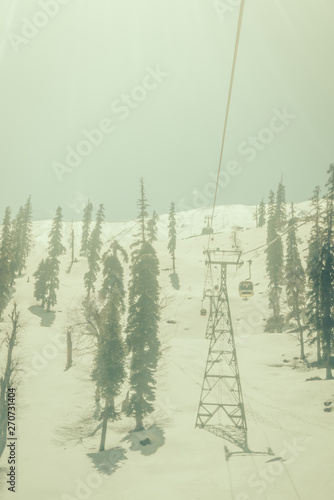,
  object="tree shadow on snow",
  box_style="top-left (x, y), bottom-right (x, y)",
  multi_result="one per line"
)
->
top-left (121, 425), bottom-right (165, 456)
top-left (87, 446), bottom-right (127, 476)
top-left (169, 273), bottom-right (180, 290)
top-left (28, 305), bottom-right (56, 327)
